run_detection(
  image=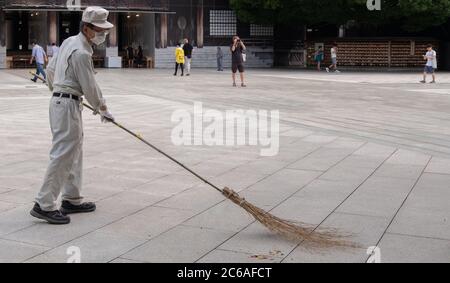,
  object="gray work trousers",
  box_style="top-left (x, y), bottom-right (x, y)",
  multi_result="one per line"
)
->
top-left (36, 96), bottom-right (84, 211)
